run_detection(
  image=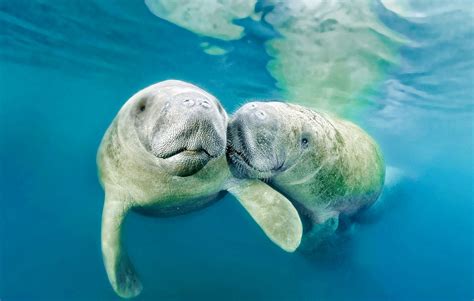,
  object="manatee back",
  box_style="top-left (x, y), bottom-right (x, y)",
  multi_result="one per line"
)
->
top-left (330, 117), bottom-right (385, 211)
